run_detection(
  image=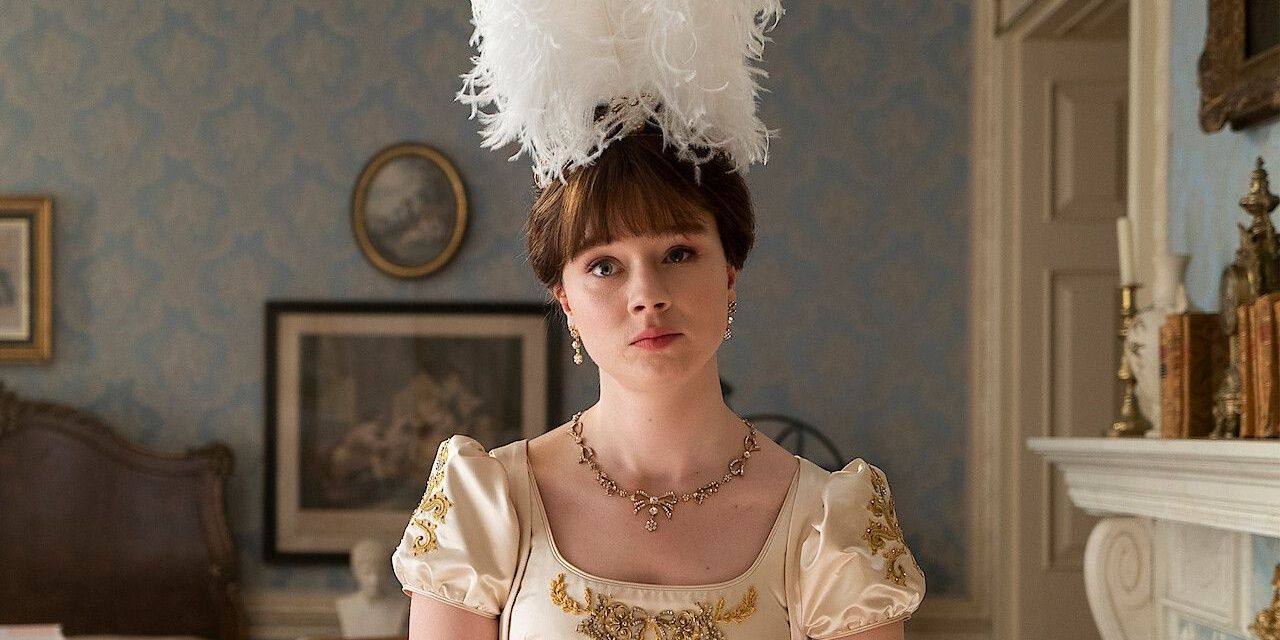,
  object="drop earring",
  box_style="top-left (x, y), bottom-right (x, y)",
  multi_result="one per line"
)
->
top-left (570, 325), bottom-right (584, 365)
top-left (724, 300), bottom-right (737, 341)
